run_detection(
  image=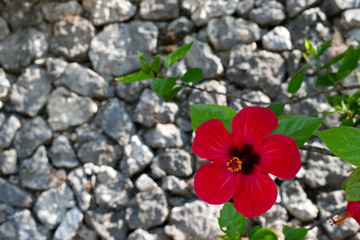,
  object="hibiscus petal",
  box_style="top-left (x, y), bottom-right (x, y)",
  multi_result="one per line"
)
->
top-left (194, 162), bottom-right (236, 204)
top-left (258, 134), bottom-right (301, 179)
top-left (347, 201), bottom-right (360, 225)
top-left (233, 170), bottom-right (277, 218)
top-left (192, 119), bottom-right (233, 162)
top-left (231, 107), bottom-right (278, 147)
